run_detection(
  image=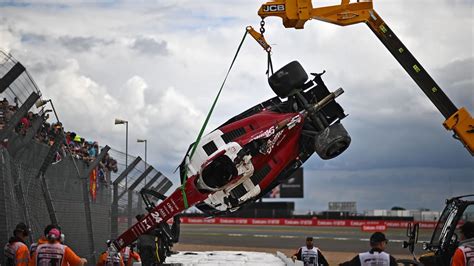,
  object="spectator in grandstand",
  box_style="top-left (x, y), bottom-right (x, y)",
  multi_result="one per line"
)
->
top-left (6, 105), bottom-right (16, 122)
top-left (88, 142), bottom-right (98, 158)
top-left (292, 236), bottom-right (329, 266)
top-left (36, 122), bottom-right (50, 144)
top-left (4, 222), bottom-right (30, 266)
top-left (0, 98), bottom-right (119, 179)
top-left (18, 117), bottom-right (30, 135)
top-left (26, 111), bottom-right (34, 122)
top-left (1, 98), bottom-right (17, 125)
top-left (0, 98), bottom-right (8, 130)
top-left (340, 232), bottom-right (397, 266)
top-left (30, 225), bottom-right (87, 266)
top-left (451, 221), bottom-right (474, 266)
top-left (107, 158), bottom-right (118, 173)
top-left (98, 153), bottom-right (115, 186)
top-left (1, 98), bottom-right (8, 106)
